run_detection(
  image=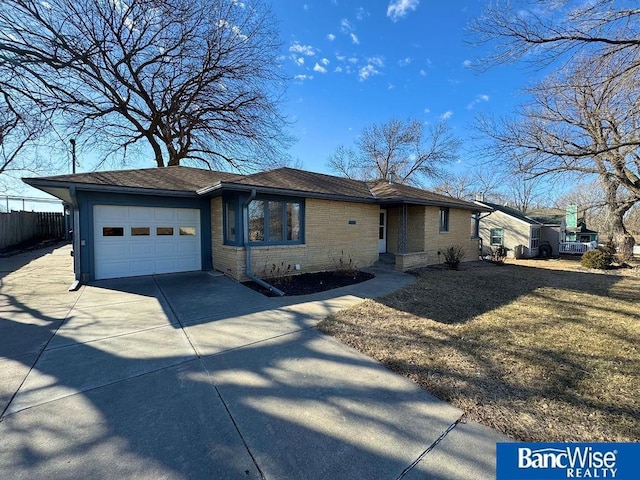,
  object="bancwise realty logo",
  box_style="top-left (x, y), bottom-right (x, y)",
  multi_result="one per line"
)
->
top-left (497, 443), bottom-right (640, 479)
